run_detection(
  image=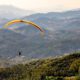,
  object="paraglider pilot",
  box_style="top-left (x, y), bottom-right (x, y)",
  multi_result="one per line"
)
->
top-left (18, 51), bottom-right (22, 56)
